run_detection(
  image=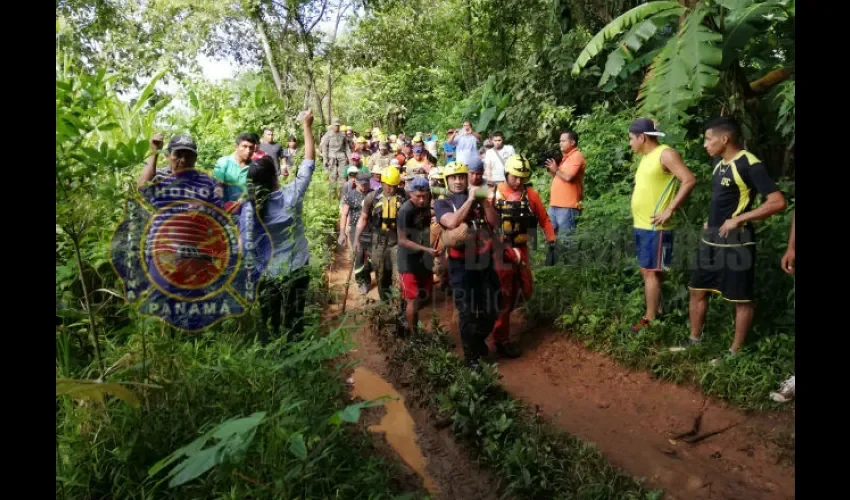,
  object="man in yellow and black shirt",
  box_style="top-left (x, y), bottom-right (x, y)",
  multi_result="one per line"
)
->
top-left (674, 117), bottom-right (787, 359)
